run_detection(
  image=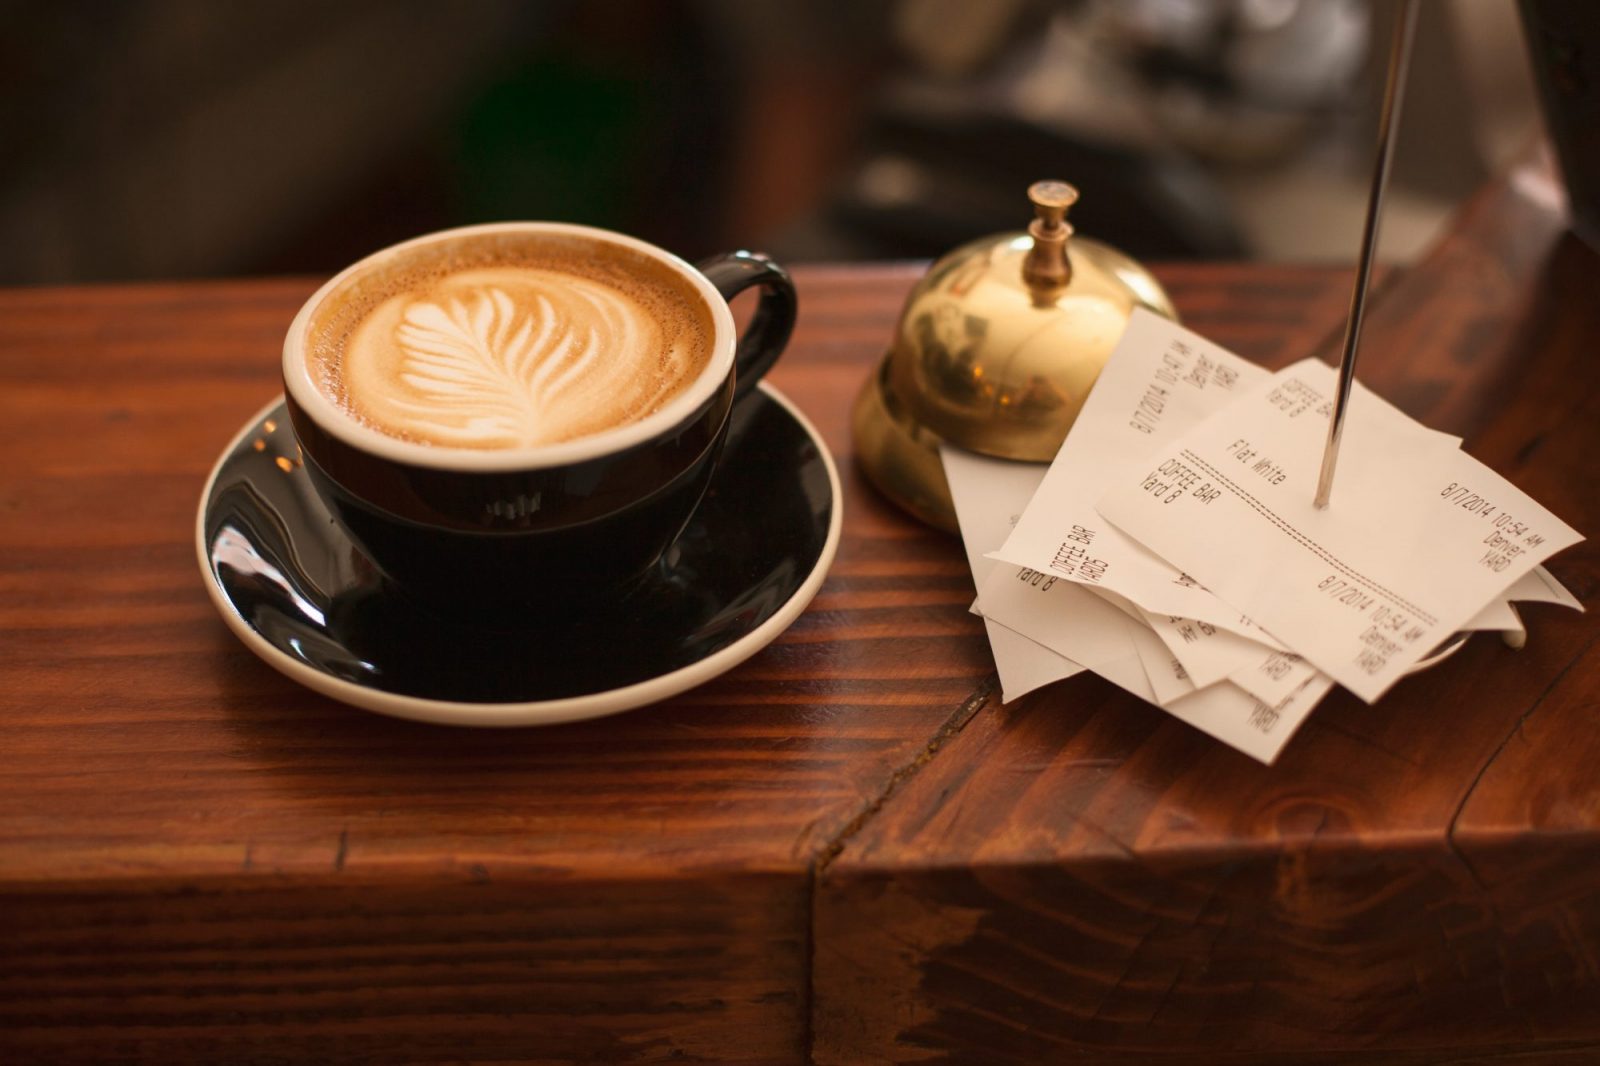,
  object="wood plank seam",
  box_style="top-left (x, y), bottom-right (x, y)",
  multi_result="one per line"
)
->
top-left (803, 673), bottom-right (1000, 1062)
top-left (1445, 629), bottom-right (1600, 892)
